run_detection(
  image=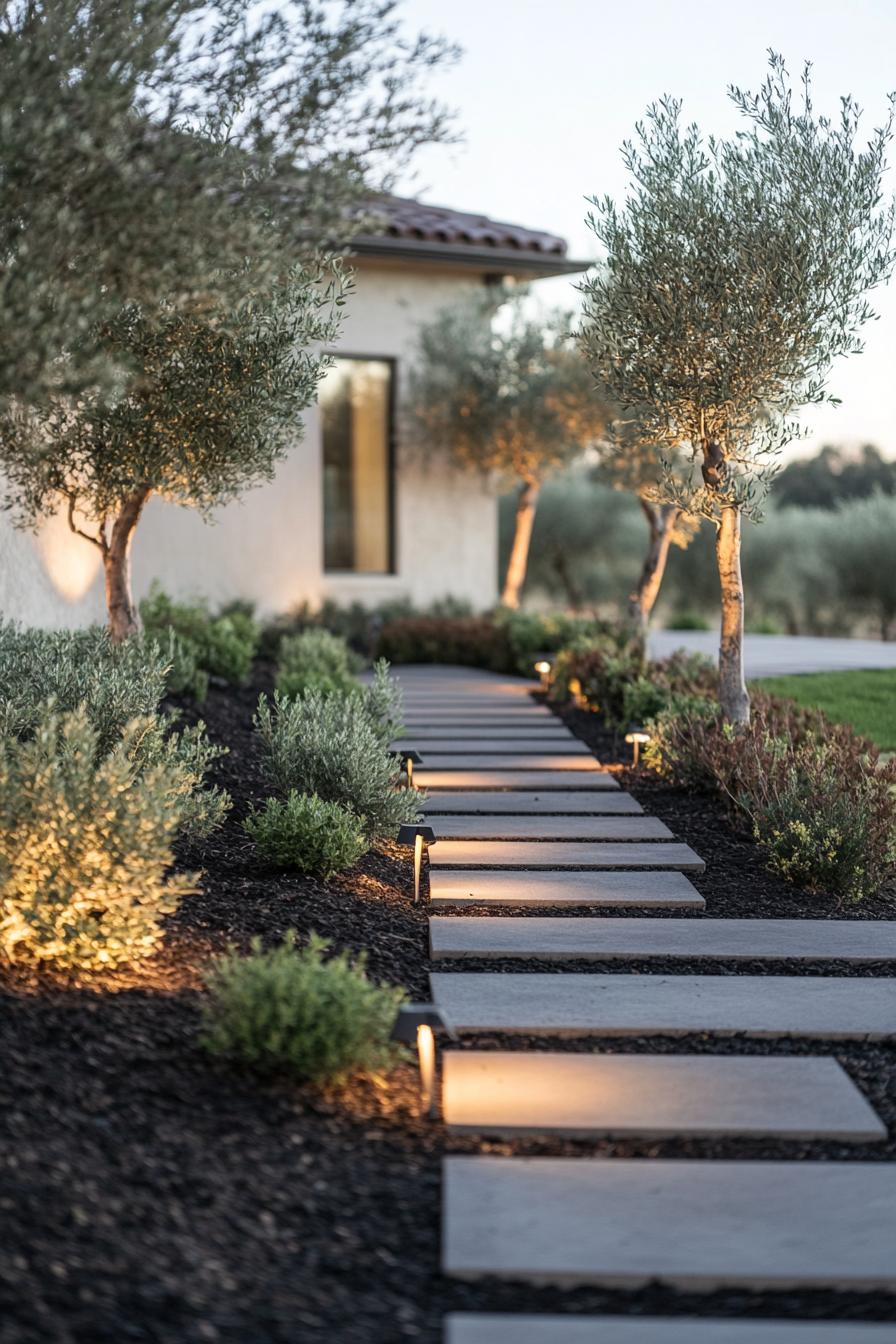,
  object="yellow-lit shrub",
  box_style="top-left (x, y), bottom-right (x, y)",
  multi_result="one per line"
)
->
top-left (0, 708), bottom-right (195, 971)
